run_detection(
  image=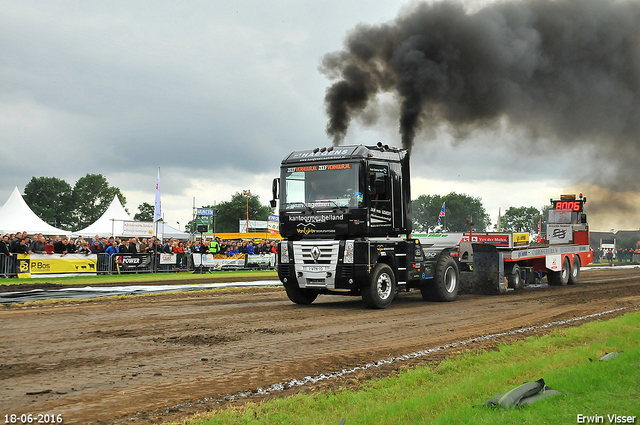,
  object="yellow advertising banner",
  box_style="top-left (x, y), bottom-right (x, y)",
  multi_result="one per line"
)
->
top-left (513, 233), bottom-right (530, 247)
top-left (16, 254), bottom-right (98, 278)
